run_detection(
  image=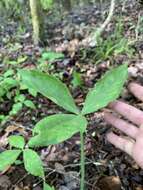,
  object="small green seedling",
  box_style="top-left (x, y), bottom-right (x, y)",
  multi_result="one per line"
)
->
top-left (72, 70), bottom-right (83, 88)
top-left (37, 51), bottom-right (65, 72)
top-left (41, 51), bottom-right (64, 62)
top-left (0, 64), bottom-right (128, 190)
top-left (9, 93), bottom-right (36, 116)
top-left (87, 20), bottom-right (134, 64)
top-left (0, 69), bottom-right (18, 99)
top-left (0, 70), bottom-right (36, 124)
top-left (0, 135), bottom-right (53, 189)
top-left (40, 0), bottom-right (53, 10)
